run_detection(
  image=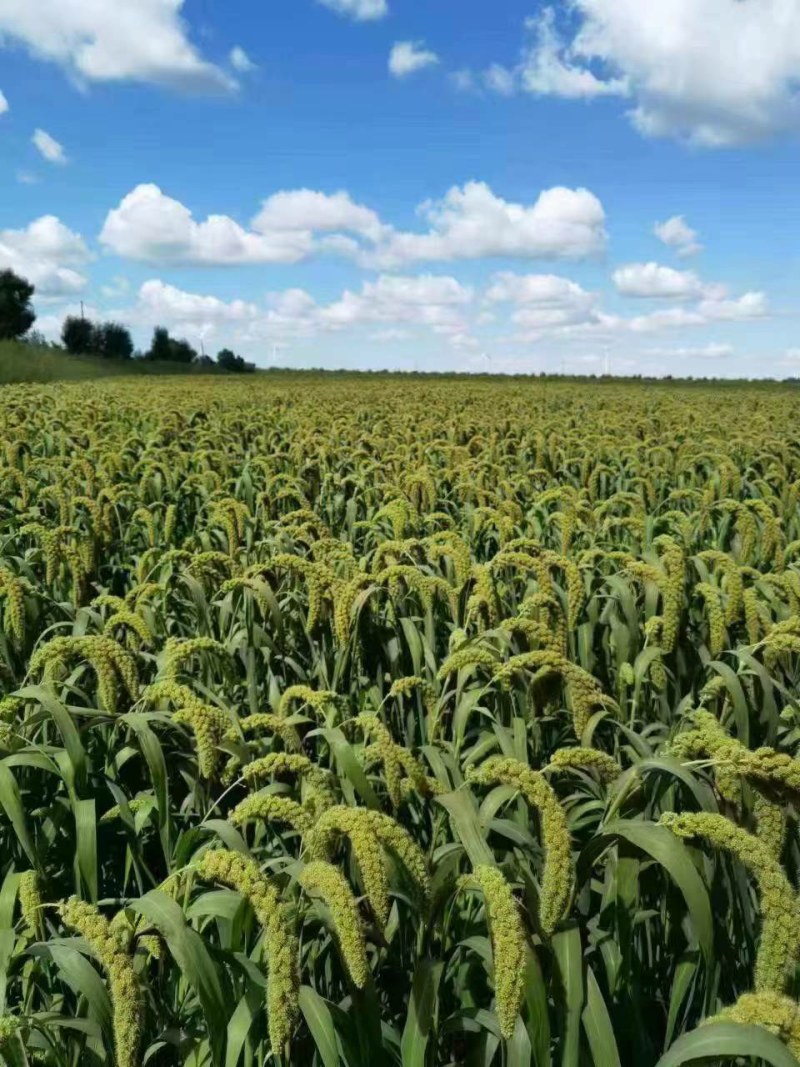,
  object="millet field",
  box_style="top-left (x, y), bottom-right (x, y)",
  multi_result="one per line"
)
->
top-left (0, 373), bottom-right (799, 1067)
